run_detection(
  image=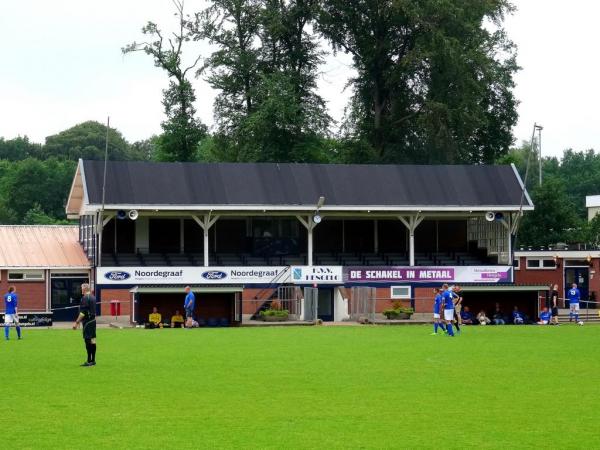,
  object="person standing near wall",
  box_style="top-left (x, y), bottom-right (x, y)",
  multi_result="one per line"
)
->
top-left (184, 286), bottom-right (196, 328)
top-left (550, 284), bottom-right (560, 325)
top-left (568, 283), bottom-right (581, 323)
